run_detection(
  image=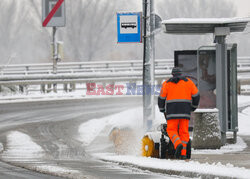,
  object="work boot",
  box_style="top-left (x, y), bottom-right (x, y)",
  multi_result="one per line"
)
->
top-left (180, 155), bottom-right (190, 161)
top-left (180, 155), bottom-right (187, 160)
top-left (175, 144), bottom-right (183, 159)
